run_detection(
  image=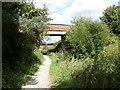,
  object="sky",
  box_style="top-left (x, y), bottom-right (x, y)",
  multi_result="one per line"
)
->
top-left (34, 0), bottom-right (119, 24)
top-left (33, 0), bottom-right (119, 43)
